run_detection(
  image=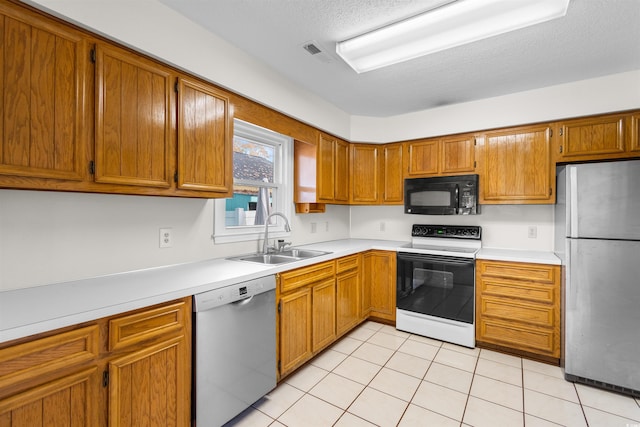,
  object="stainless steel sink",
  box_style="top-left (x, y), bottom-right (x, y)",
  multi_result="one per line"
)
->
top-left (277, 249), bottom-right (331, 258)
top-left (227, 248), bottom-right (332, 265)
top-left (234, 254), bottom-right (298, 265)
